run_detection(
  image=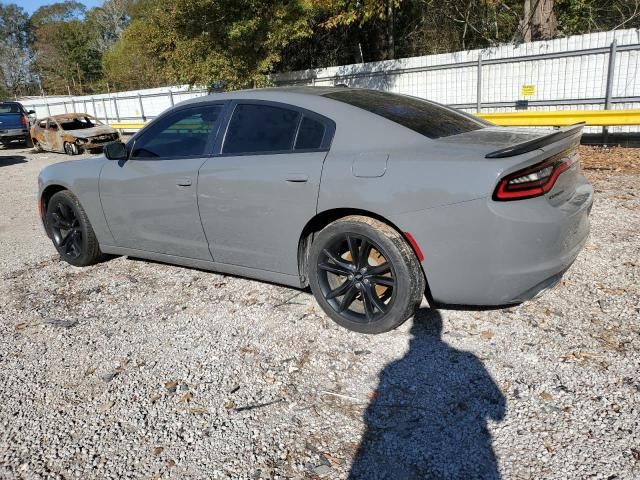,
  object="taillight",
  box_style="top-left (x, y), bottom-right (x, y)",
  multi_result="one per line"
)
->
top-left (493, 149), bottom-right (578, 201)
top-left (21, 115), bottom-right (27, 127)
